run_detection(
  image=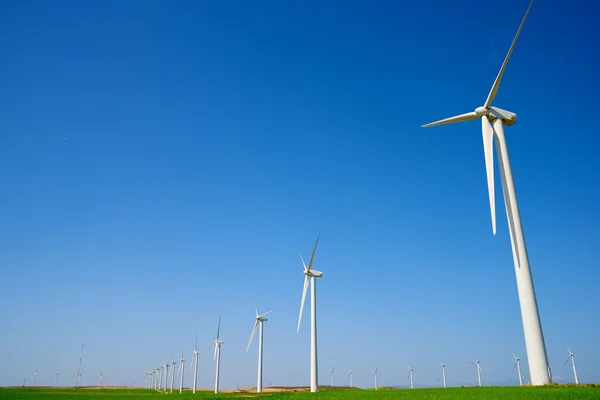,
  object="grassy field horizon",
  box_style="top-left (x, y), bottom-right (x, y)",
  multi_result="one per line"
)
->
top-left (1, 386), bottom-right (599, 399)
